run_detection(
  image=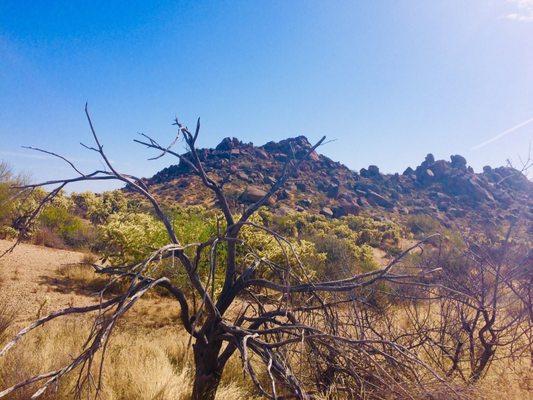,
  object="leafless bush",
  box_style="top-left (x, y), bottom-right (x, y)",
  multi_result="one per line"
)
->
top-left (32, 227), bottom-right (66, 249)
top-left (407, 225), bottom-right (532, 383)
